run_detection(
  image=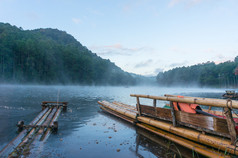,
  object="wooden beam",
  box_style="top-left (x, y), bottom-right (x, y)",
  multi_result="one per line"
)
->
top-left (153, 99), bottom-right (156, 107)
top-left (42, 101), bottom-right (68, 104)
top-left (170, 101), bottom-right (177, 127)
top-left (153, 99), bottom-right (156, 116)
top-left (136, 97), bottom-right (141, 116)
